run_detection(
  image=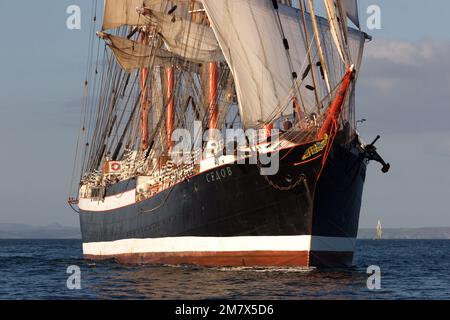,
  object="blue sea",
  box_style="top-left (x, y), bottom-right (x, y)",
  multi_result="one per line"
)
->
top-left (0, 239), bottom-right (449, 300)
